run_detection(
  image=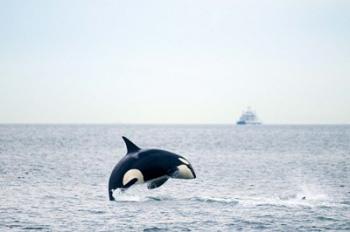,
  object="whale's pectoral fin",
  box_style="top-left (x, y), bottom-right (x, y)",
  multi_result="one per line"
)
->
top-left (123, 178), bottom-right (138, 189)
top-left (147, 177), bottom-right (169, 189)
top-left (168, 167), bottom-right (179, 178)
